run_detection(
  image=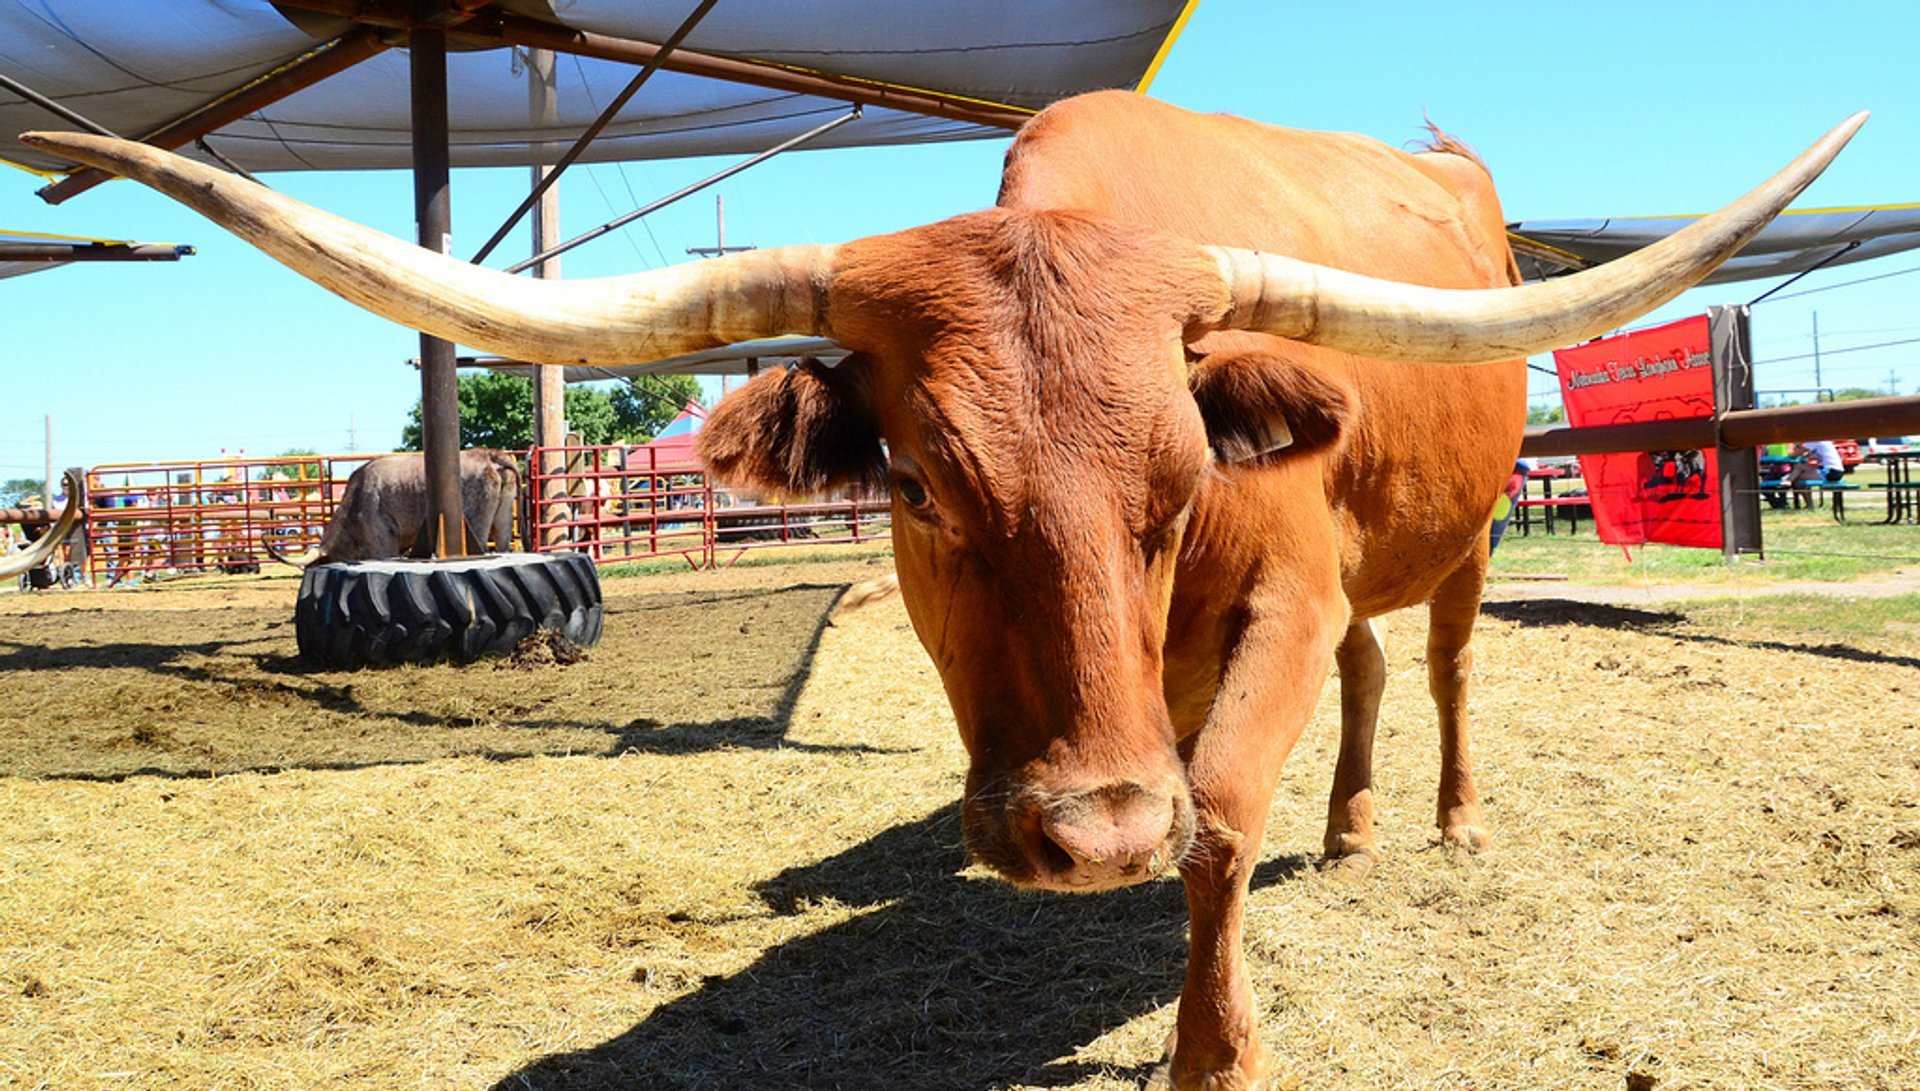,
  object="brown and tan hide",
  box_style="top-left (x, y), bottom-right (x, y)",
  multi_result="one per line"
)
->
top-left (266, 449), bottom-right (519, 567)
top-left (25, 91), bottom-right (1860, 1090)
